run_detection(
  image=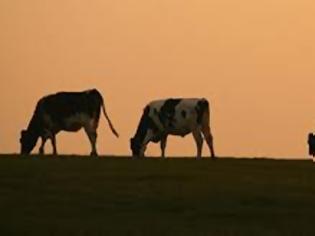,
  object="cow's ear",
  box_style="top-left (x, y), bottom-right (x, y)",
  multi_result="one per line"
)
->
top-left (21, 130), bottom-right (27, 138)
